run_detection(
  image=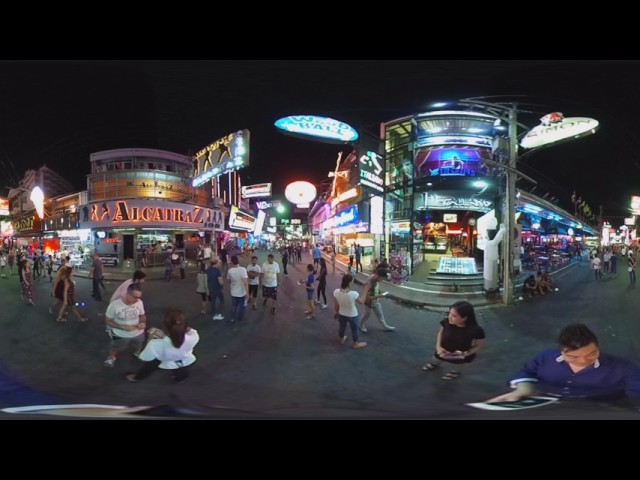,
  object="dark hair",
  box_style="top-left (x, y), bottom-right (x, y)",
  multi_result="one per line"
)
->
top-left (449, 301), bottom-right (478, 327)
top-left (251, 256), bottom-right (258, 260)
top-left (341, 274), bottom-right (353, 289)
top-left (231, 255), bottom-right (239, 265)
top-left (127, 283), bottom-right (143, 295)
top-left (375, 267), bottom-right (388, 277)
top-left (558, 323), bottom-right (598, 351)
top-left (307, 264), bottom-right (314, 272)
top-left (267, 254), bottom-right (274, 258)
top-left (163, 309), bottom-right (189, 348)
top-left (132, 270), bottom-right (146, 281)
